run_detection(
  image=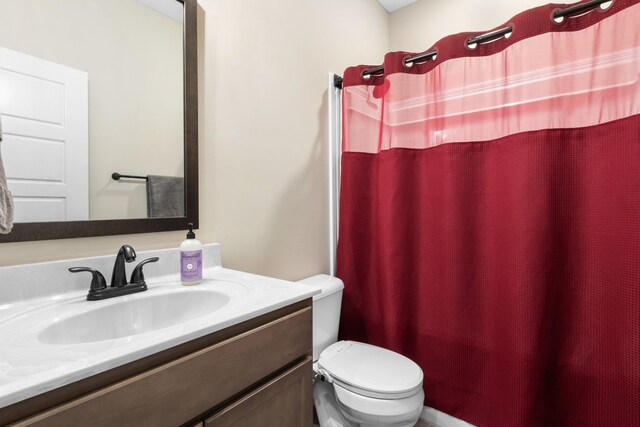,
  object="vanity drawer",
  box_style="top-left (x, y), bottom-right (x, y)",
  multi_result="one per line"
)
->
top-left (11, 305), bottom-right (312, 427)
top-left (205, 357), bottom-right (313, 426)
